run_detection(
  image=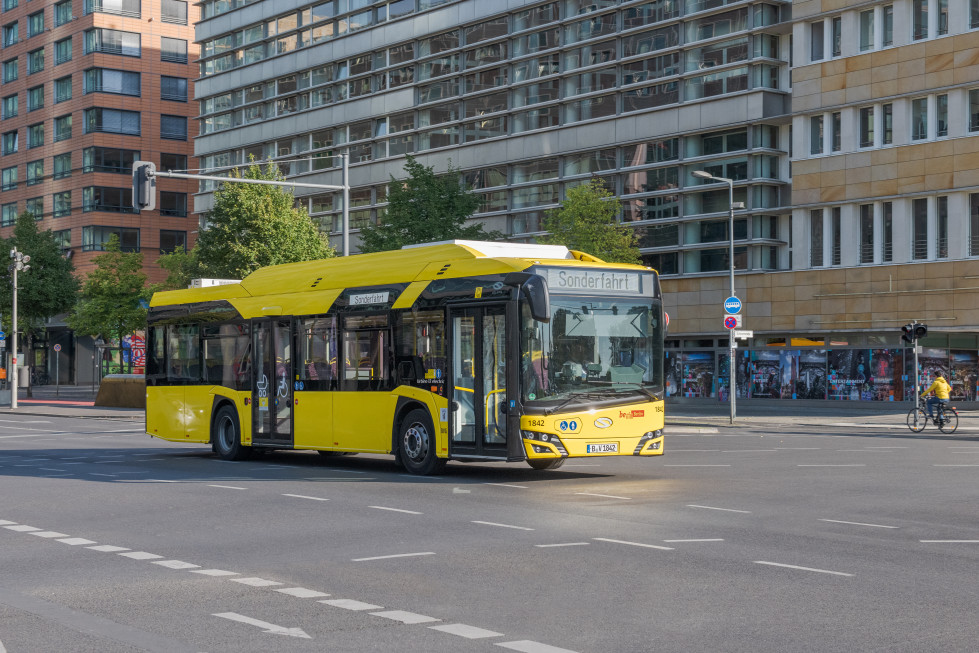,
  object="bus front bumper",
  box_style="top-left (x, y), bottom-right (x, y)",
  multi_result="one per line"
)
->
top-left (522, 429), bottom-right (664, 458)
